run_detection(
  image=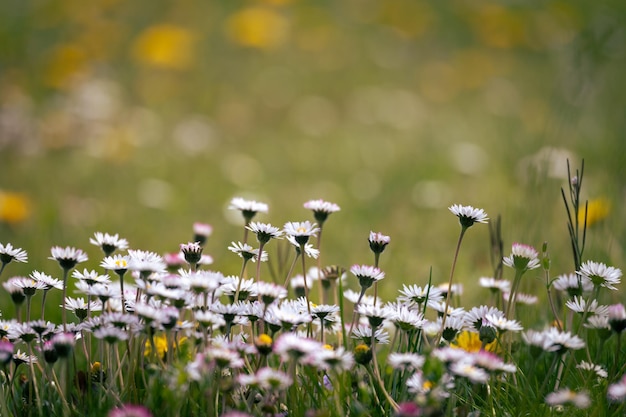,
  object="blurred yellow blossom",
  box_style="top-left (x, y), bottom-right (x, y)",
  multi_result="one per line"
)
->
top-left (451, 330), bottom-right (498, 353)
top-left (132, 24), bottom-right (195, 70)
top-left (580, 198), bottom-right (610, 227)
top-left (44, 43), bottom-right (89, 88)
top-left (144, 334), bottom-right (188, 360)
top-left (225, 7), bottom-right (289, 49)
top-left (468, 4), bottom-right (527, 49)
top-left (0, 190), bottom-right (31, 224)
